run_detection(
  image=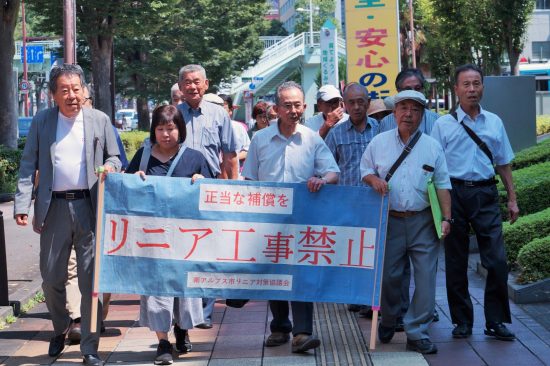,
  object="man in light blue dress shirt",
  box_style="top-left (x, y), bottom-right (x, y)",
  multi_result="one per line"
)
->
top-left (242, 81), bottom-right (339, 354)
top-left (378, 69), bottom-right (439, 135)
top-left (431, 64), bottom-right (519, 342)
top-left (361, 90), bottom-right (452, 354)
